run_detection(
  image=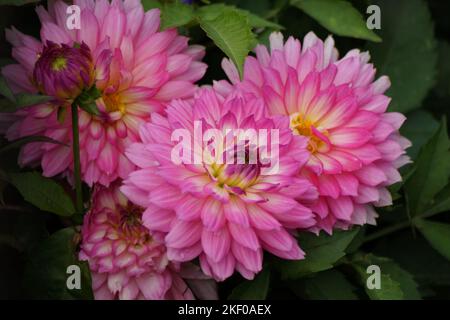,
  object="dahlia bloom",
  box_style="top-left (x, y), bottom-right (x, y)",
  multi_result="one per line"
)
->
top-left (33, 41), bottom-right (95, 101)
top-left (1, 0), bottom-right (206, 186)
top-left (121, 87), bottom-right (317, 281)
top-left (79, 183), bottom-right (217, 300)
top-left (219, 32), bottom-right (411, 233)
